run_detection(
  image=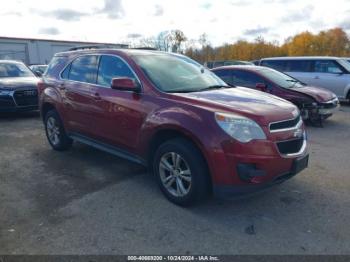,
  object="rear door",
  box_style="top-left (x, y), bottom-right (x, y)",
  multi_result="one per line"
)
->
top-left (60, 55), bottom-right (99, 136)
top-left (283, 60), bottom-right (314, 85)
